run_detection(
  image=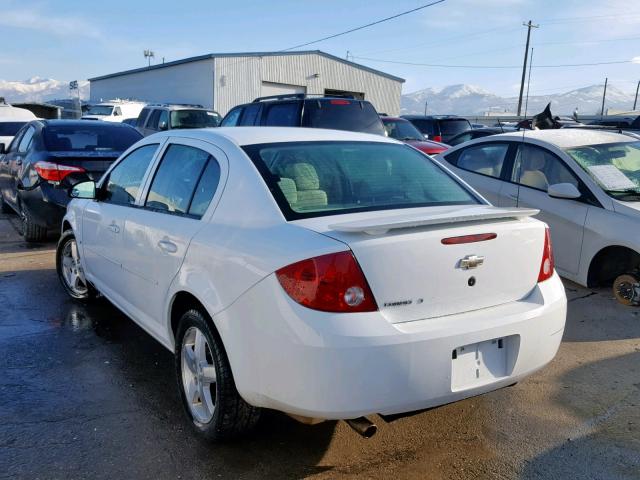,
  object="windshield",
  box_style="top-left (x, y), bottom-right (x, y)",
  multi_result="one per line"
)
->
top-left (565, 141), bottom-right (640, 200)
top-left (0, 122), bottom-right (26, 136)
top-left (302, 100), bottom-right (385, 136)
top-left (243, 141), bottom-right (479, 220)
top-left (440, 119), bottom-right (472, 135)
top-left (382, 119), bottom-right (425, 141)
top-left (43, 124), bottom-right (142, 152)
top-left (86, 105), bottom-right (114, 116)
top-left (170, 110), bottom-right (220, 129)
